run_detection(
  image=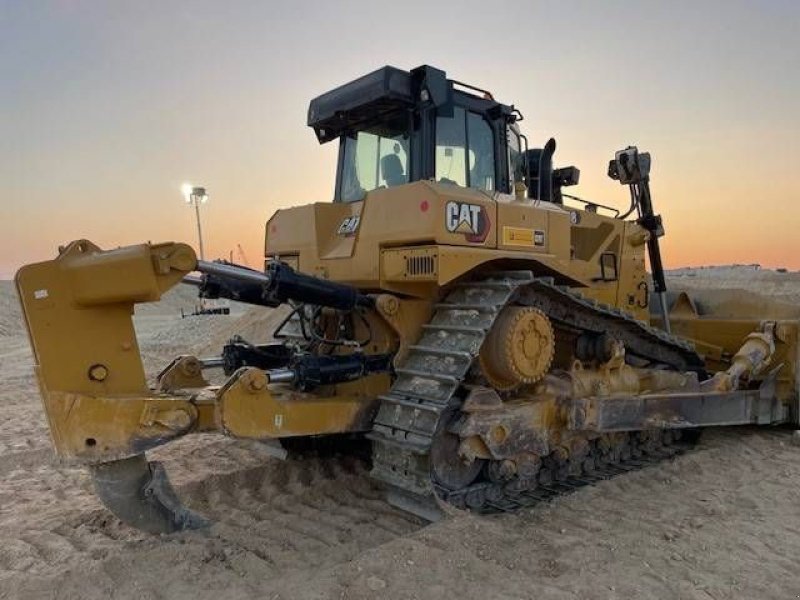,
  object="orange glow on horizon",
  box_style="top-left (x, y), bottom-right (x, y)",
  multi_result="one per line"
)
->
top-left (3, 3), bottom-right (798, 277)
